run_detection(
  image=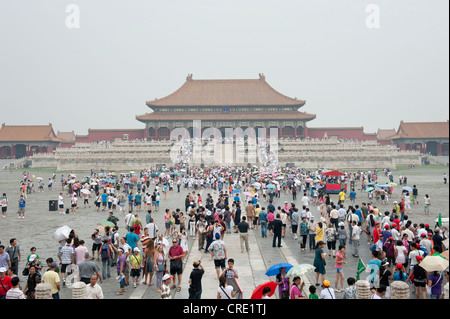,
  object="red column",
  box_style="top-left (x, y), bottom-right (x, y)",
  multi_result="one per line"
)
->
top-left (293, 127), bottom-right (297, 139)
top-left (437, 142), bottom-right (442, 155)
top-left (279, 127), bottom-right (283, 138)
top-left (155, 128), bottom-right (159, 140)
top-left (11, 145), bottom-right (15, 158)
top-left (303, 126), bottom-right (308, 138)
